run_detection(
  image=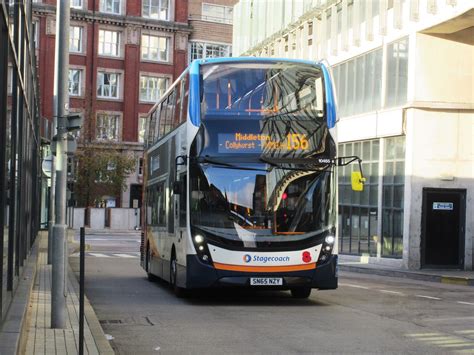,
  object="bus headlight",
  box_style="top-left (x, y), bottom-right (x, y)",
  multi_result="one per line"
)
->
top-left (318, 235), bottom-right (335, 265)
top-left (194, 235), bottom-right (204, 244)
top-left (192, 231), bottom-right (213, 264)
top-left (325, 235), bottom-right (335, 244)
